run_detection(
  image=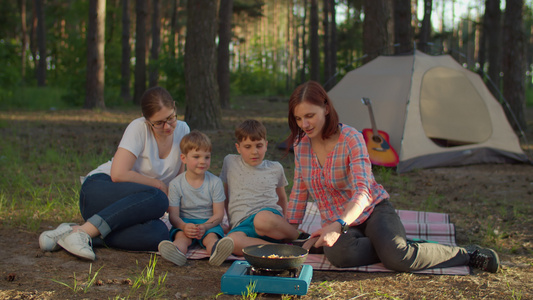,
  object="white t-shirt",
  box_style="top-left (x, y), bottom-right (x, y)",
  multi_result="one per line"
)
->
top-left (219, 154), bottom-right (288, 228)
top-left (168, 171), bottom-right (225, 219)
top-left (87, 117), bottom-right (190, 185)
